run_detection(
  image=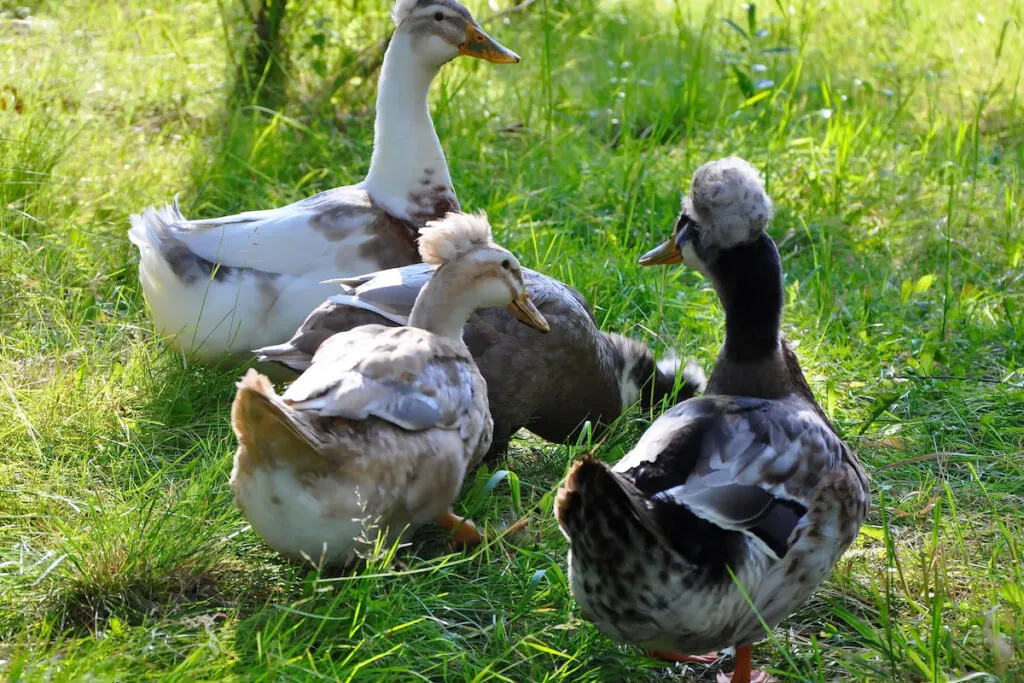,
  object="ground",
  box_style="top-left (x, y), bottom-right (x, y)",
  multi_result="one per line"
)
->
top-left (0, 0), bottom-right (1022, 680)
